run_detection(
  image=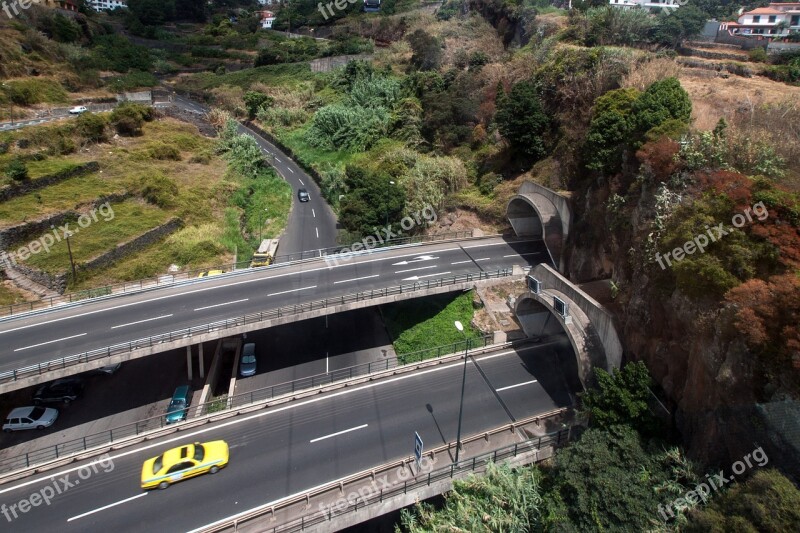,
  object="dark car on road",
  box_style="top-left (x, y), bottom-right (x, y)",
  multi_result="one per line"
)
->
top-left (33, 377), bottom-right (85, 405)
top-left (297, 188), bottom-right (310, 202)
top-left (165, 385), bottom-right (192, 424)
top-left (239, 343), bottom-right (257, 377)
